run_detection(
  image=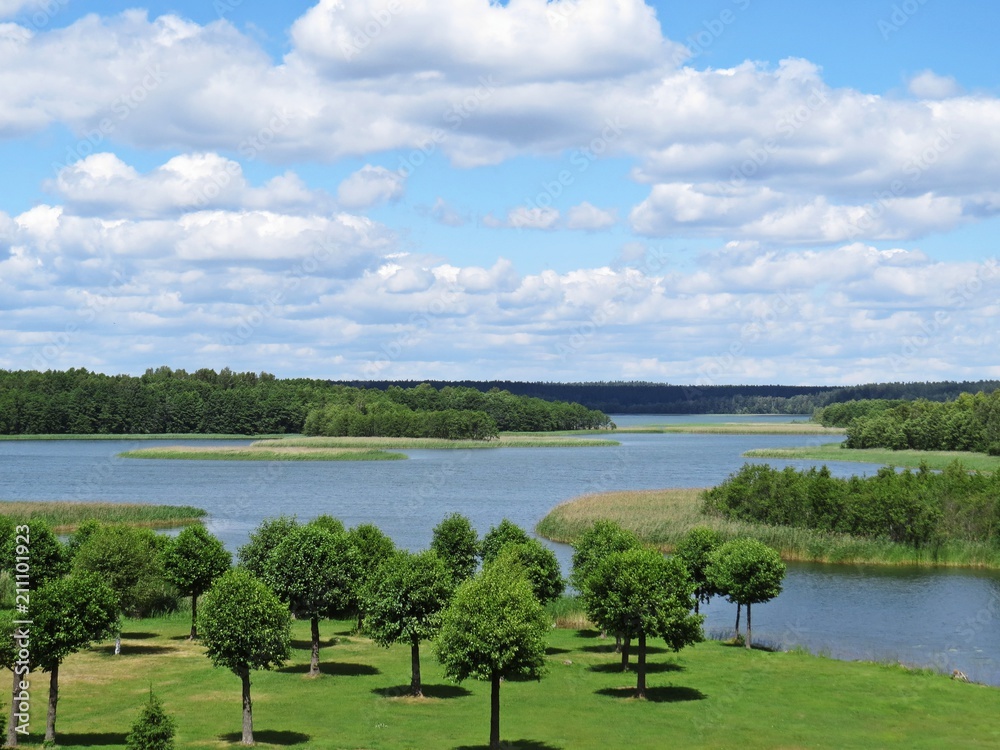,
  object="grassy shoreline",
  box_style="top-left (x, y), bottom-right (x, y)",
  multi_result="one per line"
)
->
top-left (614, 422), bottom-right (845, 435)
top-left (0, 500), bottom-right (206, 532)
top-left (744, 443), bottom-right (1000, 472)
top-left (253, 434), bottom-right (620, 449)
top-left (536, 487), bottom-right (1000, 568)
top-left (0, 433), bottom-right (286, 441)
top-left (37, 613), bottom-right (1000, 749)
top-left (120, 446), bottom-right (406, 461)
